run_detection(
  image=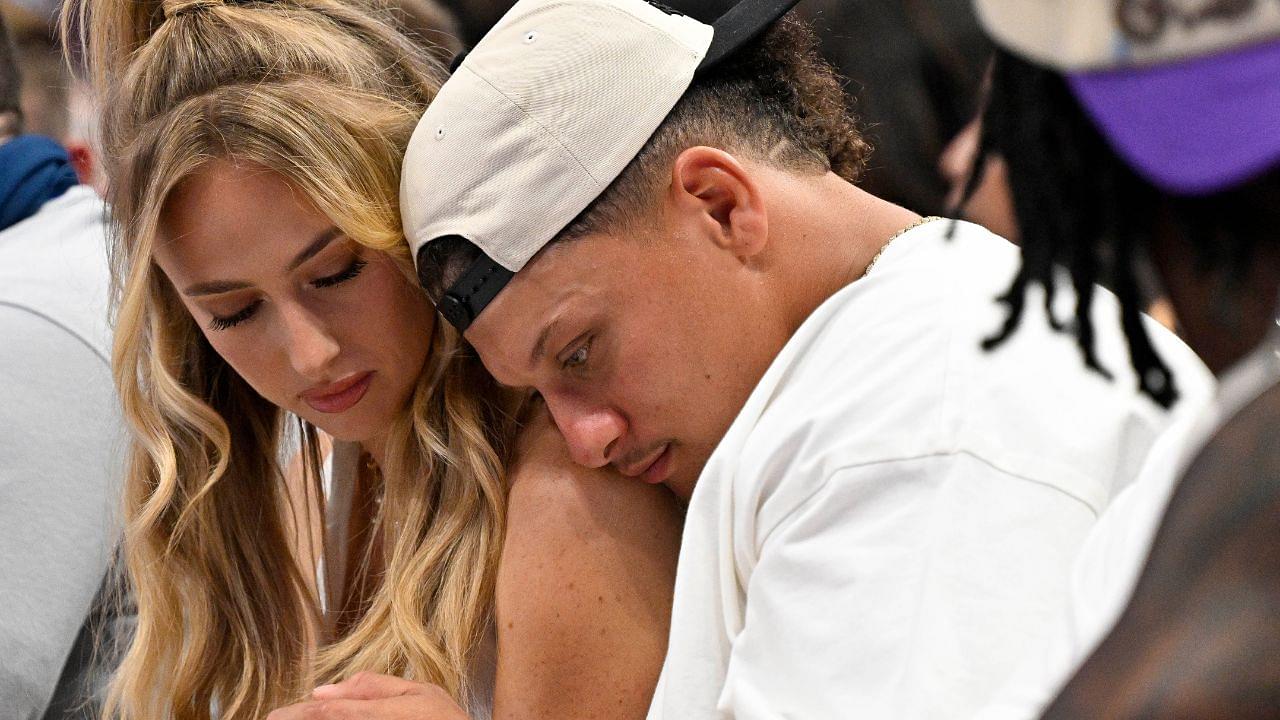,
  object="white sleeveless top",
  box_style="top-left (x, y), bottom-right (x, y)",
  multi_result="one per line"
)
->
top-left (321, 441), bottom-right (497, 718)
